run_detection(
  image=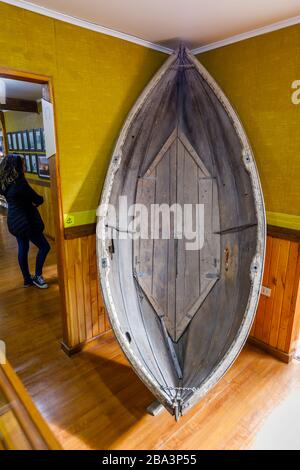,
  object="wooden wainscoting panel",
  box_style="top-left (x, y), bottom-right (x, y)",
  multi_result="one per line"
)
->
top-left (61, 224), bottom-right (300, 358)
top-left (64, 238), bottom-right (80, 347)
top-left (88, 234), bottom-right (100, 337)
top-left (63, 233), bottom-right (109, 351)
top-left (277, 241), bottom-right (299, 351)
top-left (269, 239), bottom-right (290, 347)
top-left (251, 236), bottom-right (273, 338)
top-left (250, 231), bottom-right (300, 360)
top-left (27, 178), bottom-right (55, 240)
top-left (287, 249), bottom-right (300, 352)
top-left (64, 223), bottom-right (96, 239)
top-left (81, 236), bottom-right (93, 340)
top-left (74, 237), bottom-right (86, 344)
top-left (261, 237), bottom-right (281, 344)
